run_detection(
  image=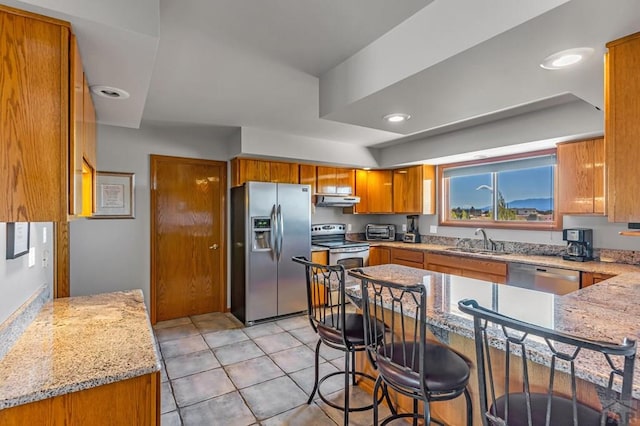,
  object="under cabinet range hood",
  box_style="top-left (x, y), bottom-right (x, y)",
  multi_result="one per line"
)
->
top-left (315, 195), bottom-right (360, 207)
